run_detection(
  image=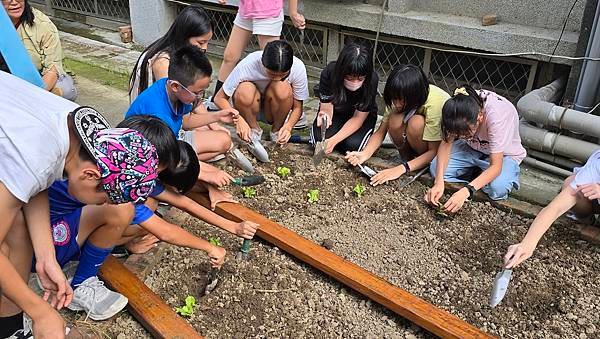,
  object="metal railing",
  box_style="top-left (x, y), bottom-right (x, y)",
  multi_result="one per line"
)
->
top-left (50, 0), bottom-right (130, 23)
